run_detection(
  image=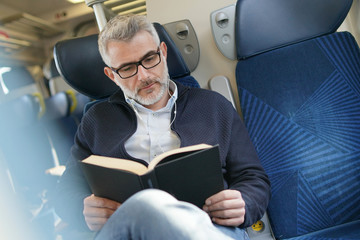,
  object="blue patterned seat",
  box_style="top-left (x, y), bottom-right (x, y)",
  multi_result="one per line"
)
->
top-left (235, 0), bottom-right (360, 239)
